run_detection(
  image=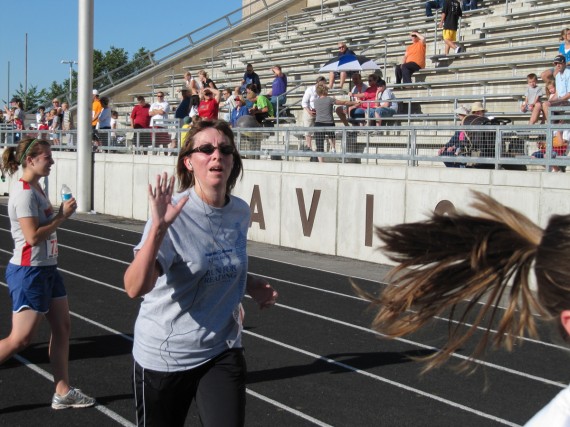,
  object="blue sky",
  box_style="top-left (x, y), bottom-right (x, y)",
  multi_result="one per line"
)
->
top-left (0, 0), bottom-right (241, 105)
